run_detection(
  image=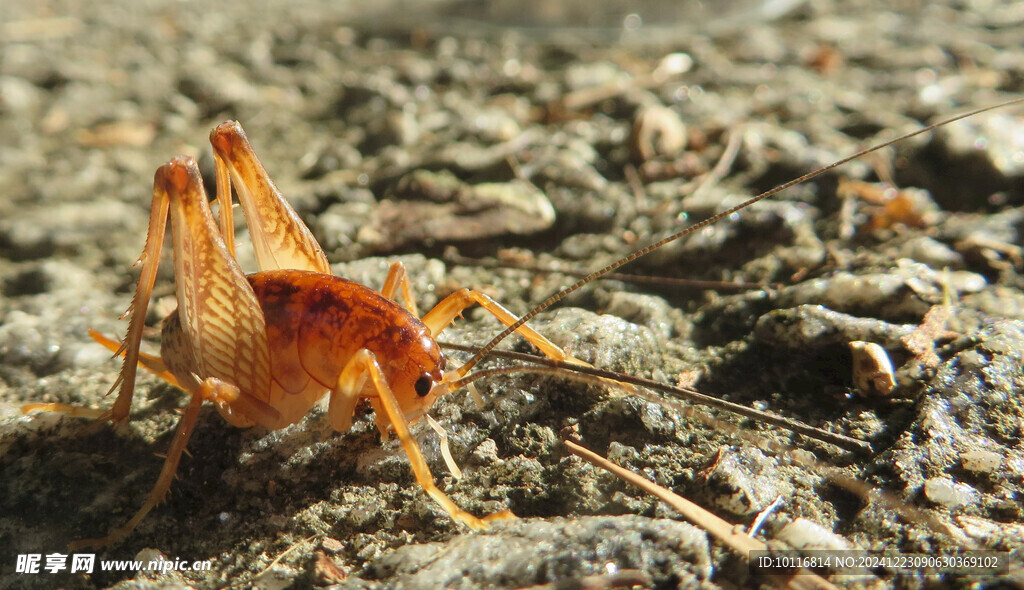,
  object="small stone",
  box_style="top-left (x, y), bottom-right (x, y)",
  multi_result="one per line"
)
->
top-left (697, 446), bottom-right (791, 517)
top-left (653, 52), bottom-right (694, 79)
top-left (321, 537), bottom-right (345, 553)
top-left (937, 112), bottom-right (1024, 177)
top-left (364, 171), bottom-right (556, 252)
top-left (898, 236), bottom-right (963, 269)
top-left (470, 438), bottom-right (500, 466)
top-left (960, 449), bottom-right (1002, 474)
top-left (630, 105), bottom-right (687, 162)
top-left (753, 304), bottom-right (911, 350)
top-left (134, 548), bottom-right (166, 568)
top-left (923, 477), bottom-right (979, 509)
top-left (367, 516), bottom-right (712, 587)
top-left (777, 518), bottom-right (853, 551)
top-left (0, 76), bottom-right (42, 114)
top-left (606, 441), bottom-right (640, 464)
top-left (252, 567), bottom-right (300, 590)
top-left (848, 341), bottom-right (897, 396)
